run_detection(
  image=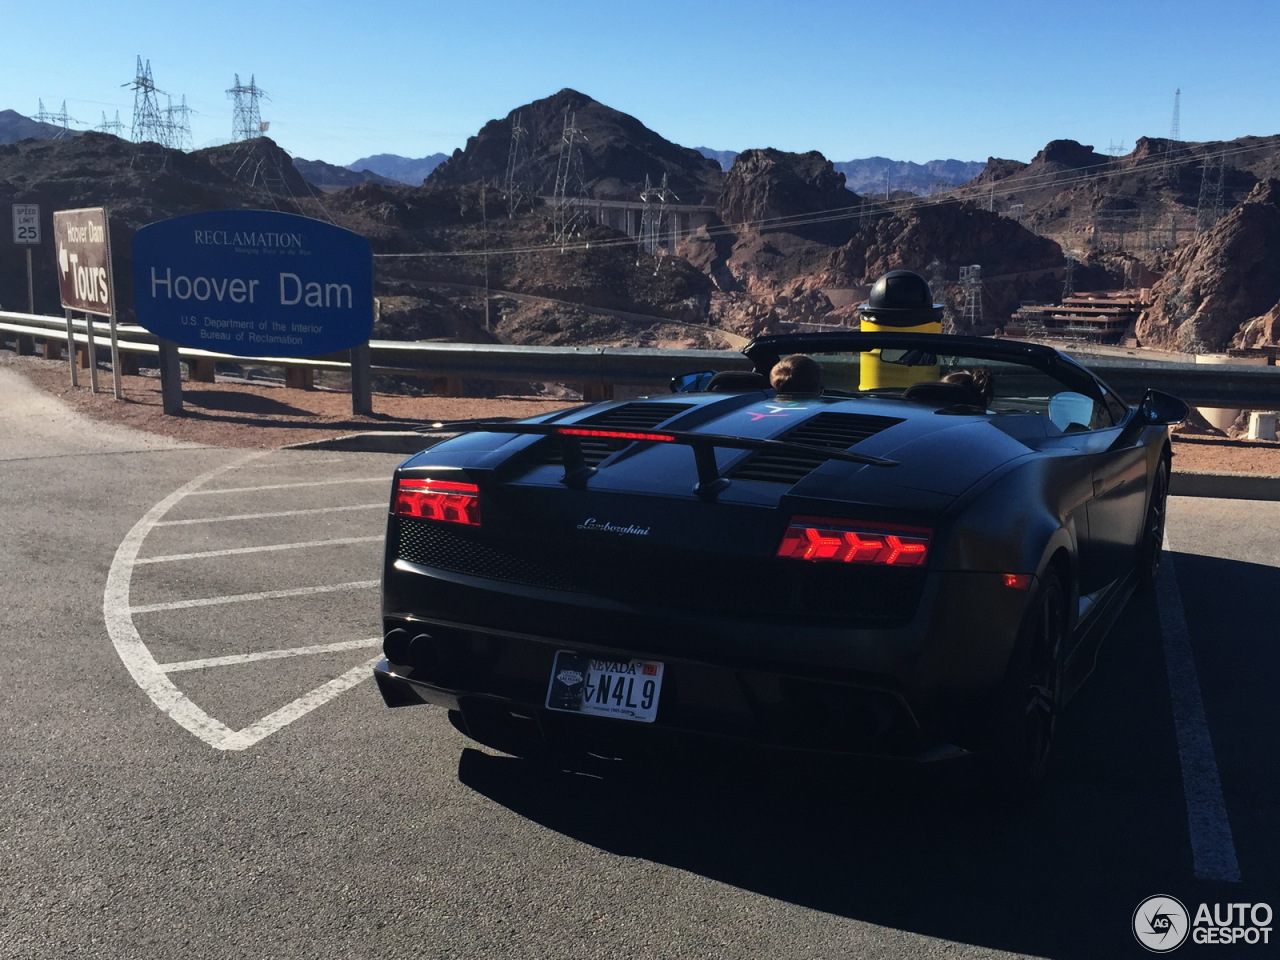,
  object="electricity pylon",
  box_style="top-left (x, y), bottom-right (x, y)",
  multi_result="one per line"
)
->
top-left (227, 74), bottom-right (268, 141)
top-left (552, 110), bottom-right (587, 249)
top-left (125, 56), bottom-right (166, 144)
